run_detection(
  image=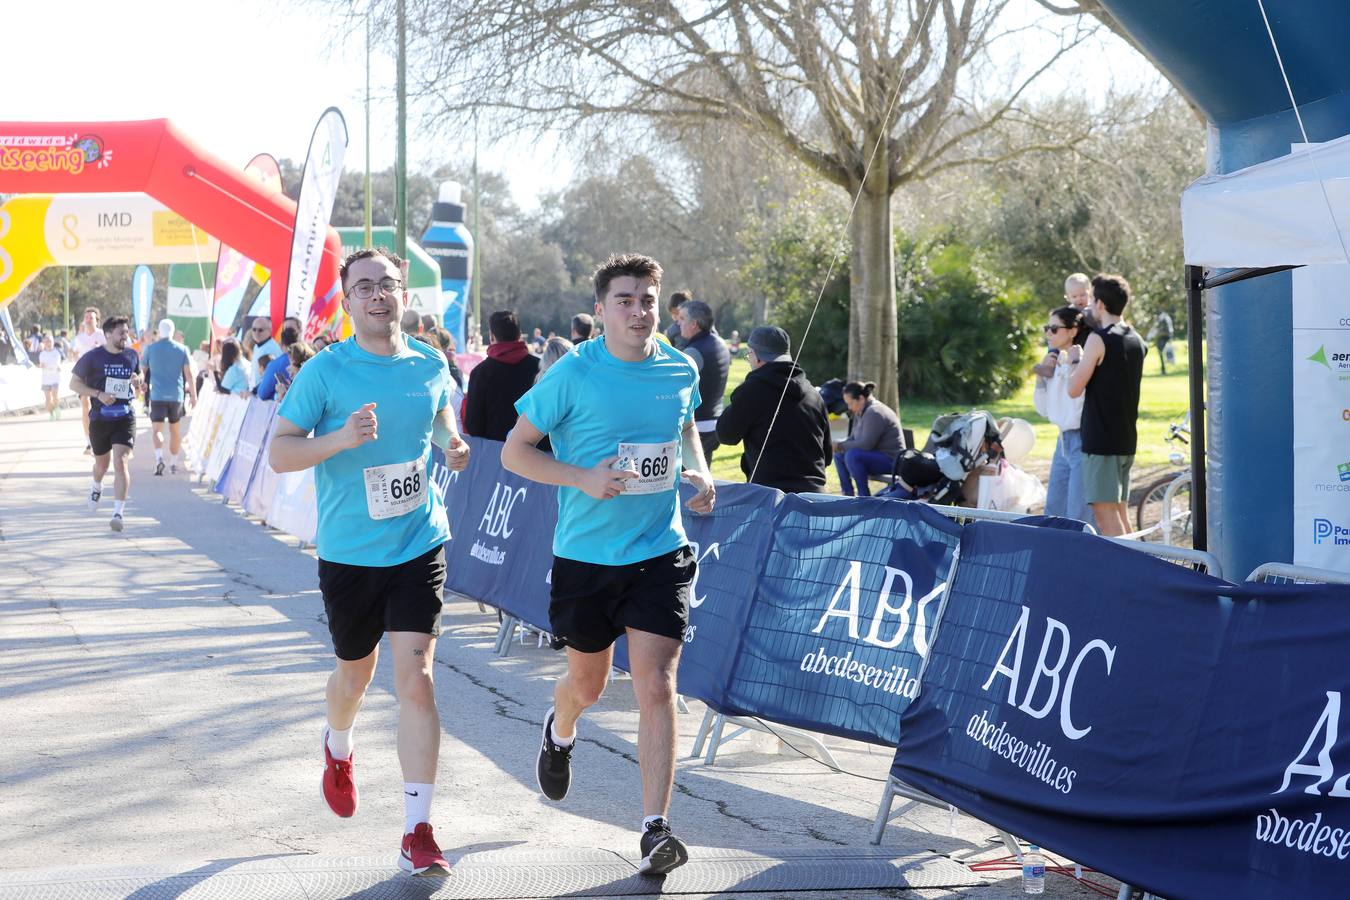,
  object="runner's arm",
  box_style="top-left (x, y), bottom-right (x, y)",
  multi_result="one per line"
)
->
top-left (269, 407), bottom-right (375, 473)
top-left (501, 413), bottom-right (635, 500)
top-left (69, 373), bottom-right (113, 406)
top-left (431, 404), bottom-right (470, 471)
top-left (183, 363), bottom-right (198, 405)
top-left (680, 419), bottom-right (716, 514)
